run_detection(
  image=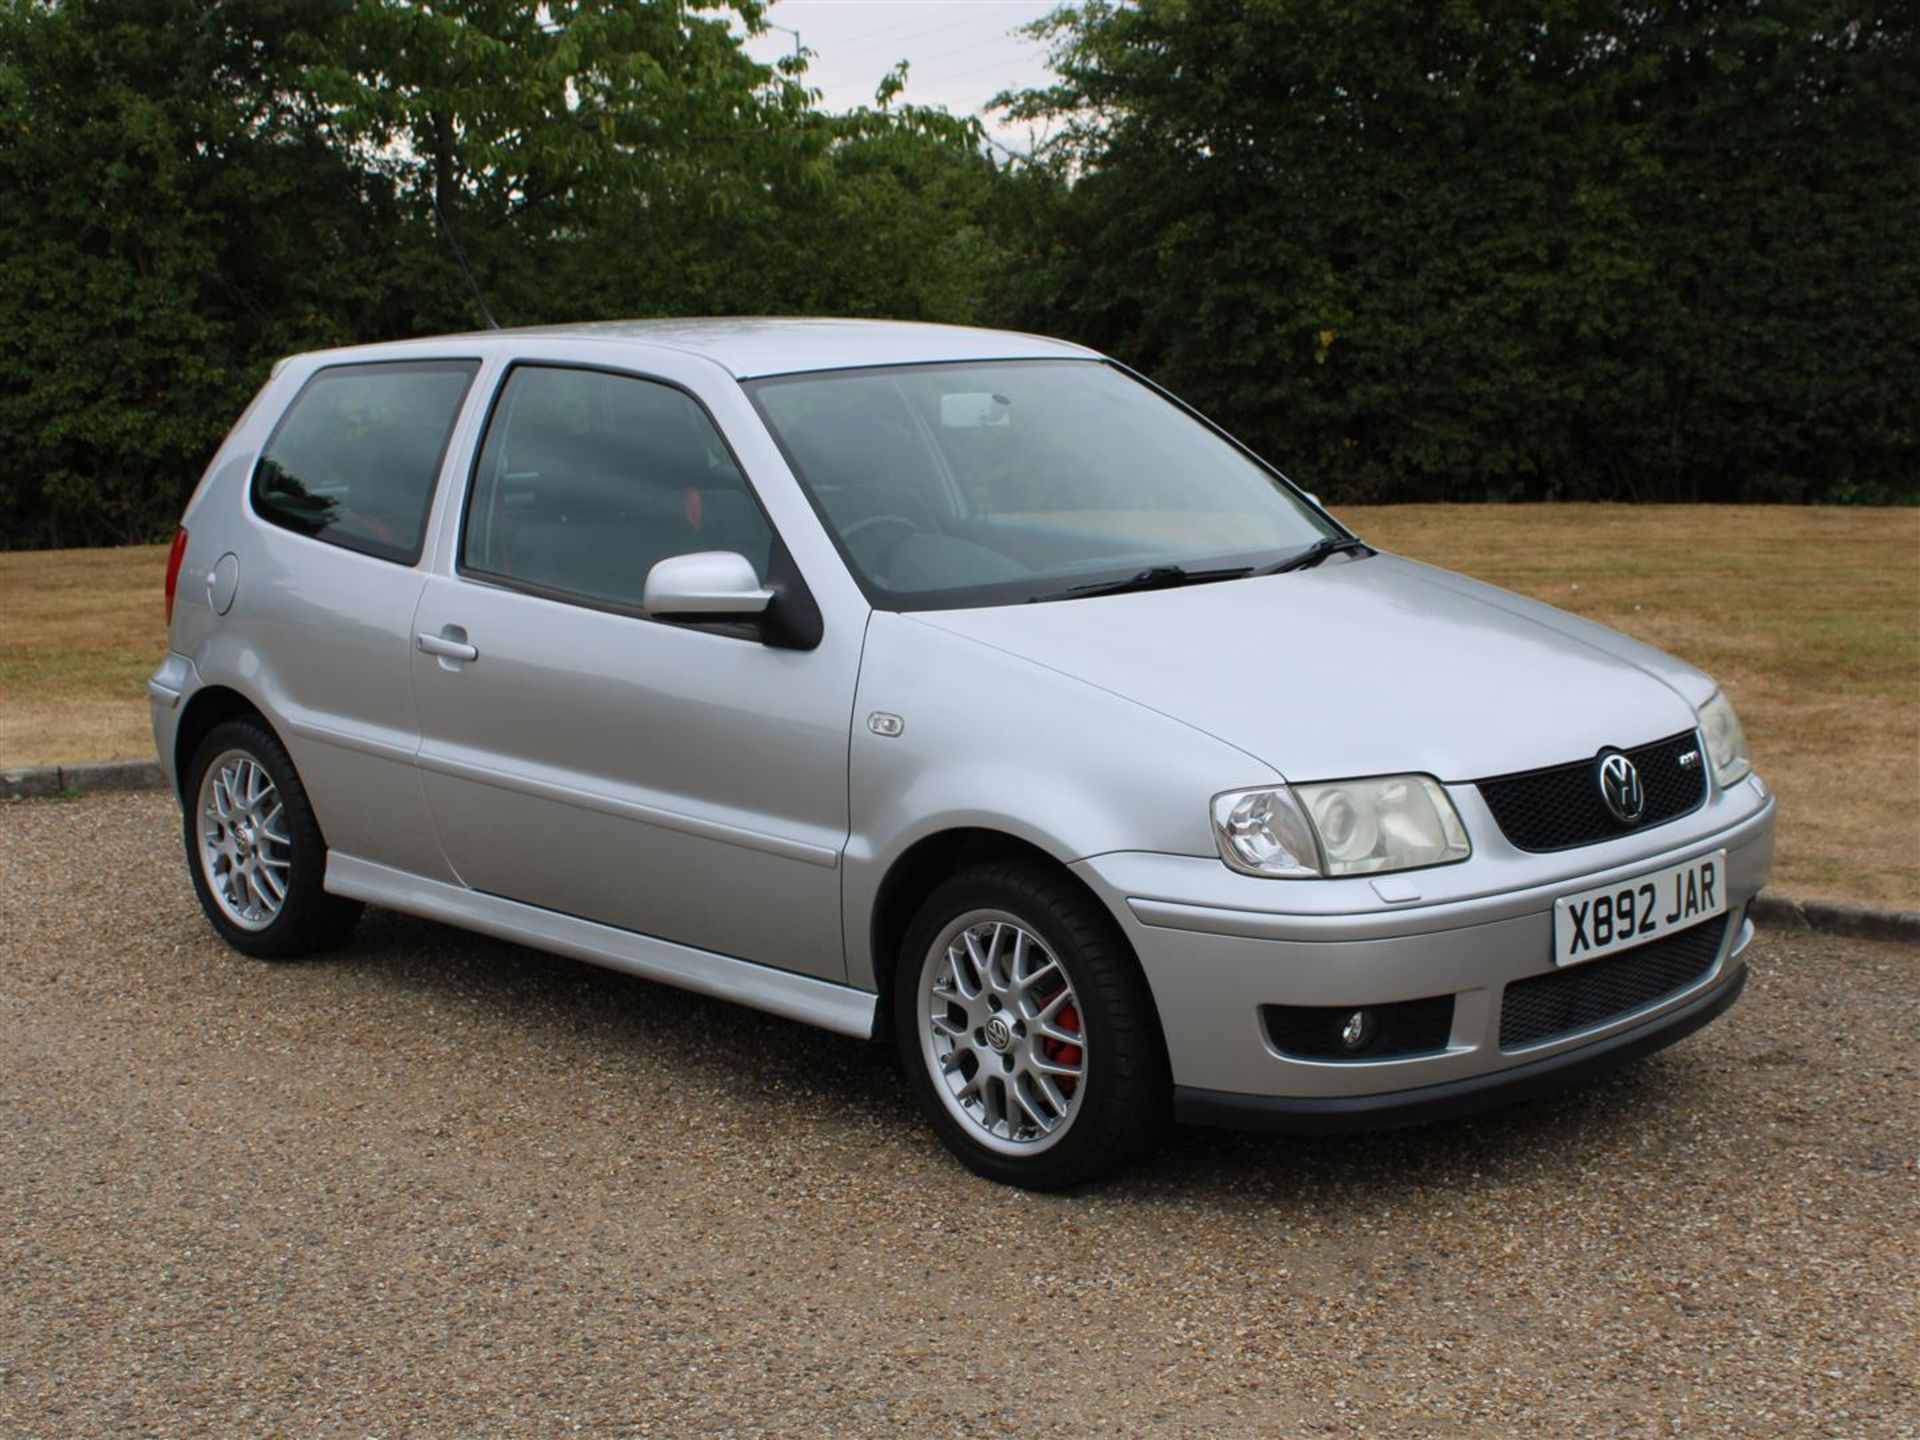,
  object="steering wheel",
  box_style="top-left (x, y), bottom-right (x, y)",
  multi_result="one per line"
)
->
top-left (840, 513), bottom-right (922, 571)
